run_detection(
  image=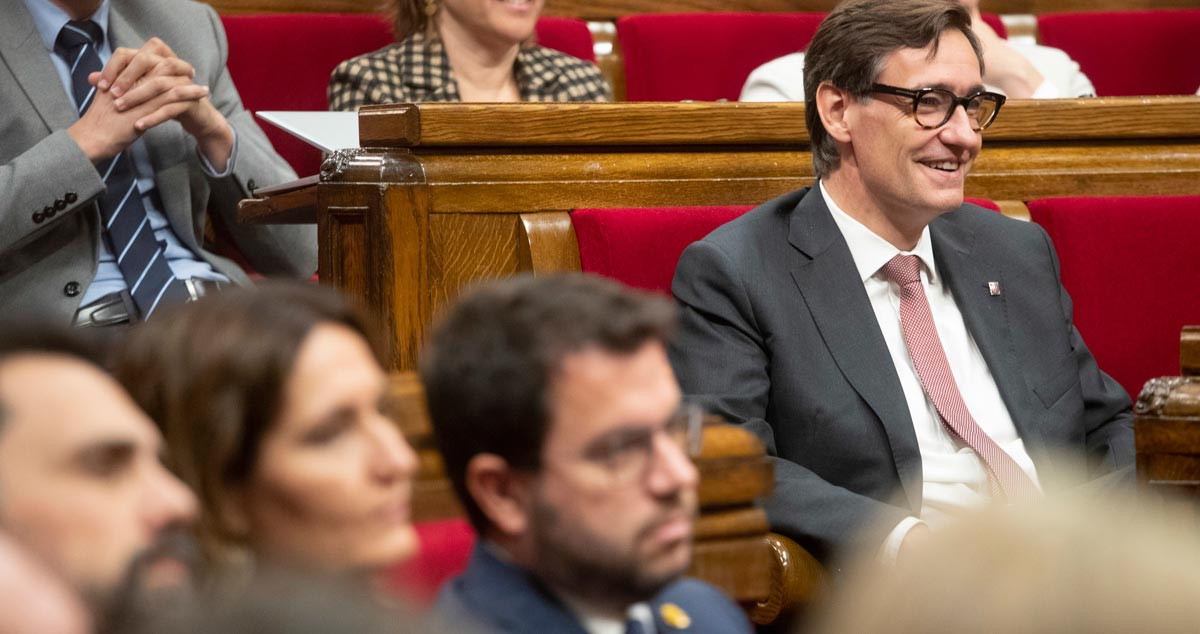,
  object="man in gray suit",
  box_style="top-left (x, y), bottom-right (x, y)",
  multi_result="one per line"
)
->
top-left (670, 0), bottom-right (1133, 567)
top-left (1, 0), bottom-right (316, 328)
